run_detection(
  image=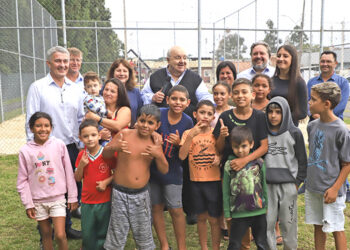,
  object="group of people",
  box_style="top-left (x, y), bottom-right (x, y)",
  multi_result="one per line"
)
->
top-left (16, 42), bottom-right (350, 250)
